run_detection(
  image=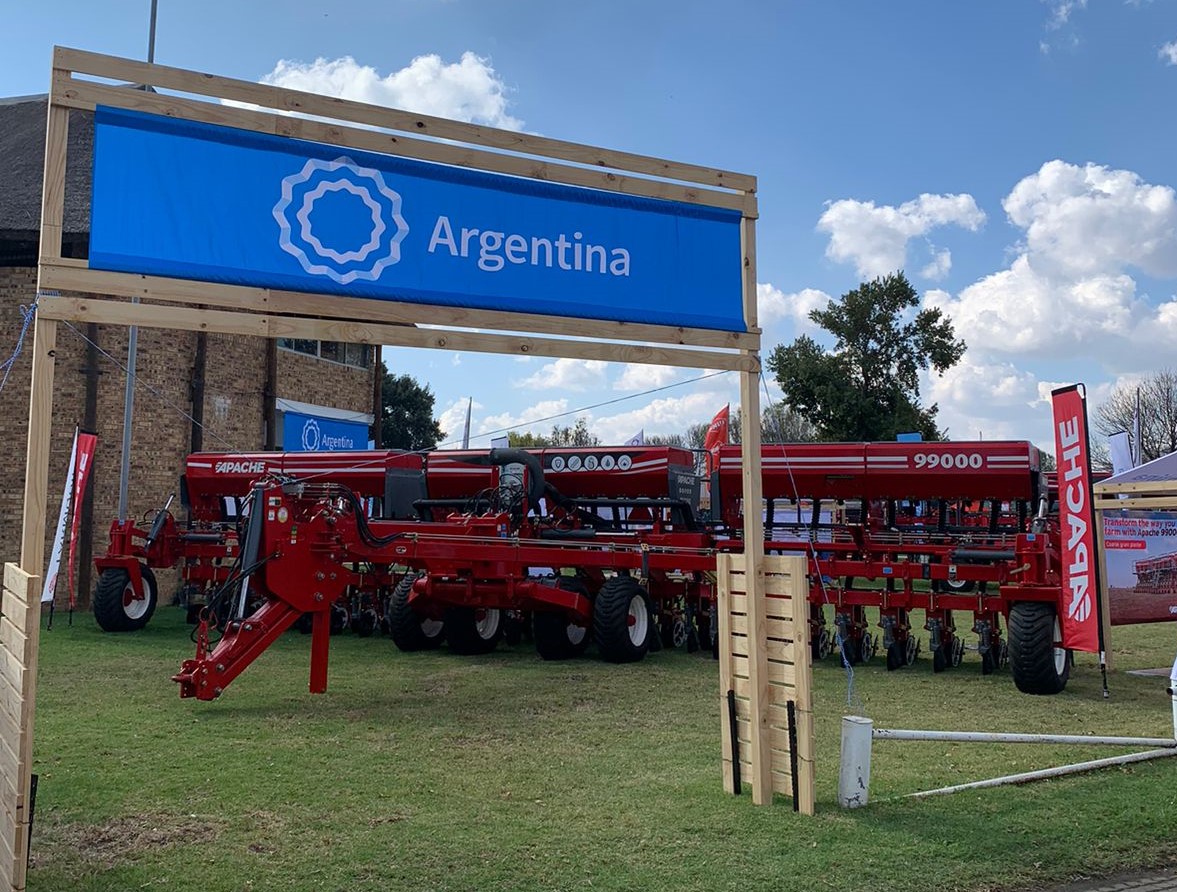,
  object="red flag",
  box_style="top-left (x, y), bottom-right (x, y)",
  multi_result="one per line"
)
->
top-left (1050, 385), bottom-right (1101, 653)
top-left (703, 405), bottom-right (730, 456)
top-left (67, 432), bottom-right (99, 610)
